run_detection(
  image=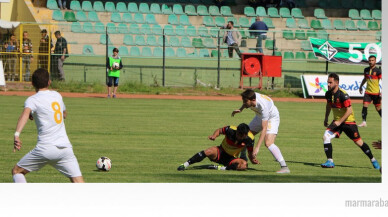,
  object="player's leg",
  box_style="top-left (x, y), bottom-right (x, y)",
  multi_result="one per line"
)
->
top-left (107, 77), bottom-right (113, 98)
top-left (178, 146), bottom-right (218, 171)
top-left (321, 124), bottom-right (338, 168)
top-left (374, 95), bottom-right (381, 117)
top-left (53, 146), bottom-right (85, 182)
top-left (359, 94), bottom-right (371, 127)
top-left (12, 146), bottom-right (49, 183)
top-left (113, 77), bottom-right (119, 98)
top-left (11, 165), bottom-right (29, 183)
top-left (244, 116), bottom-right (262, 161)
top-left (70, 176), bottom-right (84, 183)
